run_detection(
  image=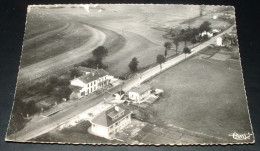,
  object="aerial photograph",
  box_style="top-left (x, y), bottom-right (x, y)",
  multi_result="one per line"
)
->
top-left (5, 4), bottom-right (254, 145)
